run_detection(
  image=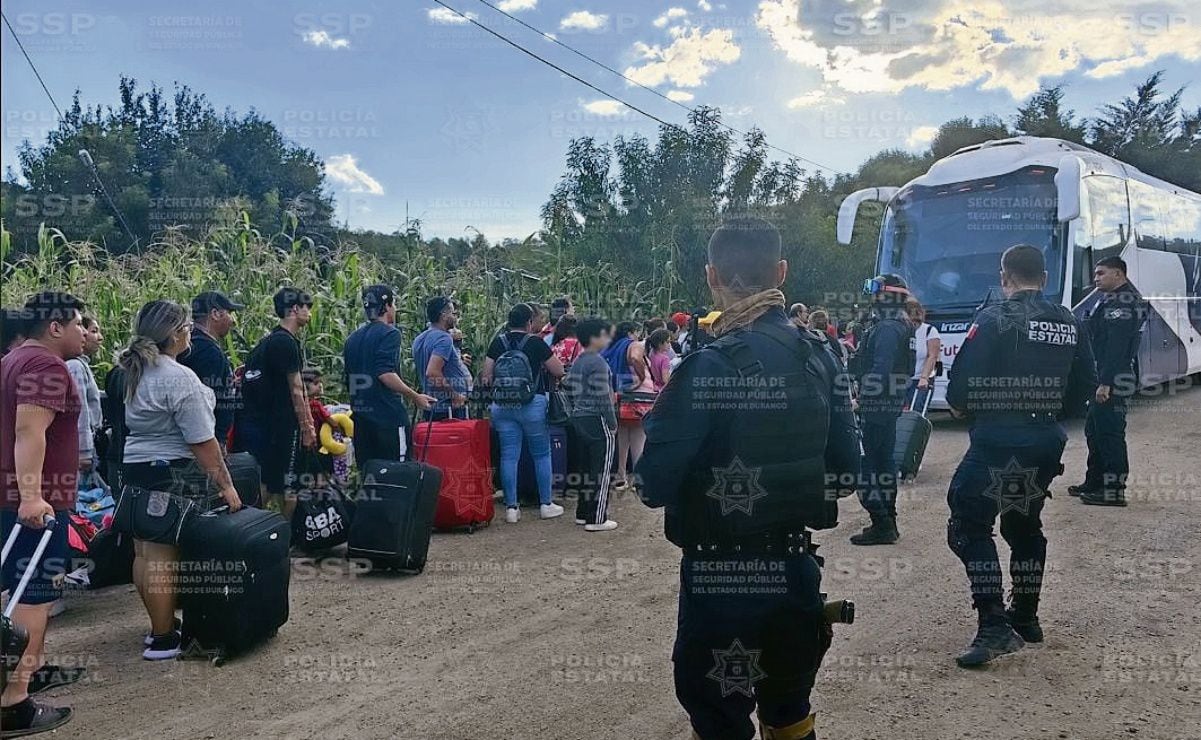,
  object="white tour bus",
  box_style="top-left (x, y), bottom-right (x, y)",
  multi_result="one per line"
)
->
top-left (838, 136), bottom-right (1201, 409)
